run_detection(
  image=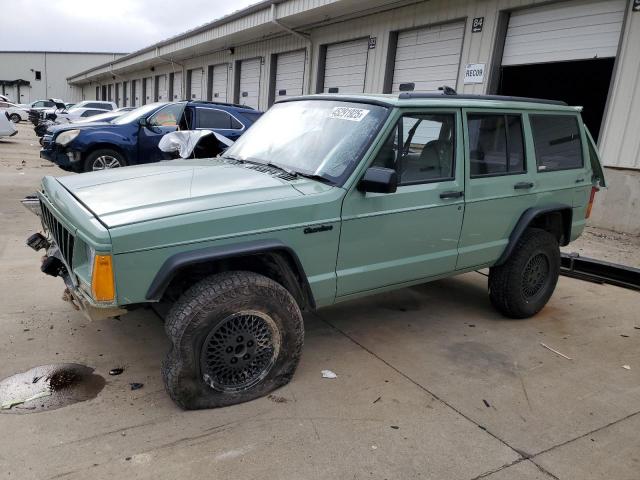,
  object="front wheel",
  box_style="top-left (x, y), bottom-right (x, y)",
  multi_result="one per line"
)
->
top-left (162, 271), bottom-right (304, 410)
top-left (9, 113), bottom-right (21, 123)
top-left (84, 149), bottom-right (126, 172)
top-left (489, 228), bottom-right (560, 319)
